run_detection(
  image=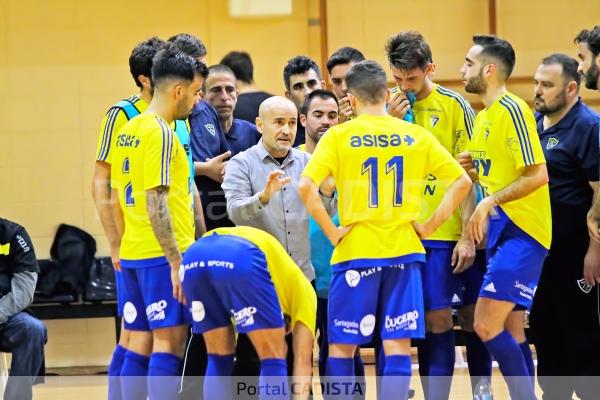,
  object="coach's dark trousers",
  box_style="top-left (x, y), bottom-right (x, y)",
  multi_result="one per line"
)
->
top-left (530, 241), bottom-right (600, 400)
